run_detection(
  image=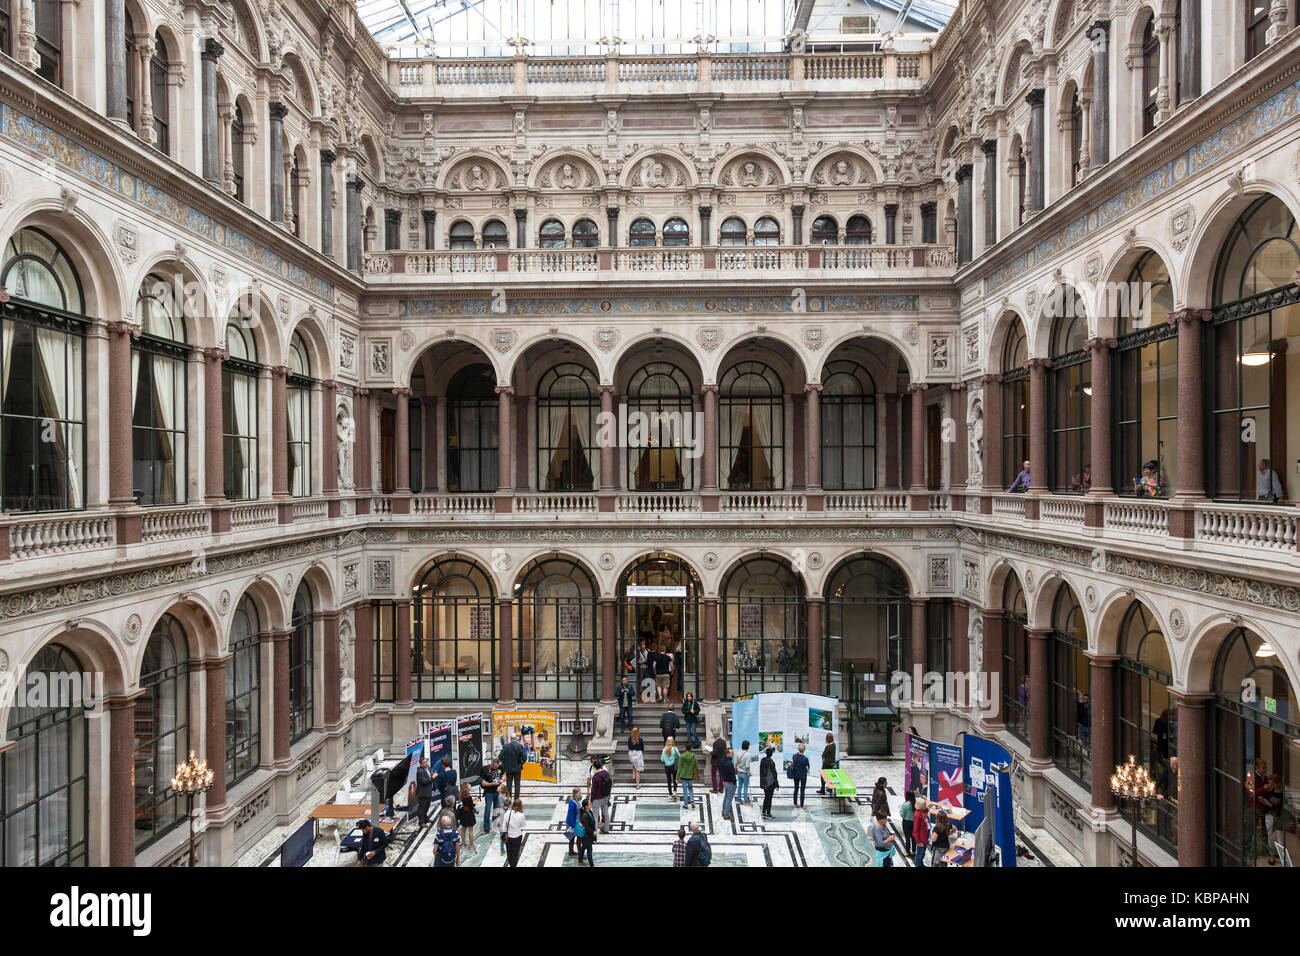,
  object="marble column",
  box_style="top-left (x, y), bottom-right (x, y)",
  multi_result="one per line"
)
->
top-left (1026, 89), bottom-right (1045, 213)
top-left (320, 610), bottom-right (340, 729)
top-left (346, 175), bottom-right (364, 274)
top-left (702, 384), bottom-right (719, 491)
top-left (1156, 16), bottom-right (1174, 122)
top-left (698, 205), bottom-right (712, 246)
top-left (951, 382), bottom-right (968, 487)
top-left (600, 385), bottom-right (616, 491)
top-left (980, 374), bottom-right (1003, 491)
top-left (108, 694), bottom-right (137, 866)
top-left (1086, 338), bottom-right (1115, 494)
top-left (1089, 21), bottom-right (1110, 167)
top-left (205, 657), bottom-right (228, 810)
top-left (703, 597), bottom-right (719, 701)
top-left (884, 203), bottom-right (898, 244)
top-left (600, 598), bottom-right (616, 702)
top-left (1176, 694), bottom-right (1209, 866)
top-left (605, 207), bottom-right (619, 247)
top-left (106, 0), bottom-right (127, 120)
top-left (908, 383), bottom-right (928, 491)
top-left (1028, 358), bottom-right (1049, 492)
top-left (790, 204), bottom-right (805, 246)
top-left (806, 597), bottom-right (823, 695)
top-left (1028, 626), bottom-right (1050, 763)
top-left (514, 208), bottom-right (528, 249)
top-left (271, 366), bottom-right (288, 498)
top-left (321, 380), bottom-right (338, 496)
top-left (911, 598), bottom-right (928, 704)
top-left (1088, 654), bottom-right (1116, 812)
top-left (394, 387), bottom-right (412, 495)
top-left (496, 385), bottom-right (514, 493)
top-left (202, 347), bottom-right (227, 503)
top-left (980, 610), bottom-right (1004, 728)
top-left (422, 210), bottom-right (436, 250)
top-left (271, 628), bottom-right (290, 763)
top-left (353, 388), bottom-right (372, 494)
top-left (804, 382), bottom-right (822, 491)
top-left (268, 102), bottom-right (287, 223)
top-left (956, 164), bottom-right (973, 264)
top-left (201, 39), bottom-right (223, 181)
top-left (107, 321), bottom-right (138, 505)
top-left (498, 598), bottom-right (514, 702)
top-left (354, 602), bottom-right (374, 709)
top-left (1172, 309), bottom-right (1209, 497)
top-left (319, 150), bottom-right (335, 257)
top-left (395, 600), bottom-right (412, 706)
top-left (982, 139), bottom-right (998, 248)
